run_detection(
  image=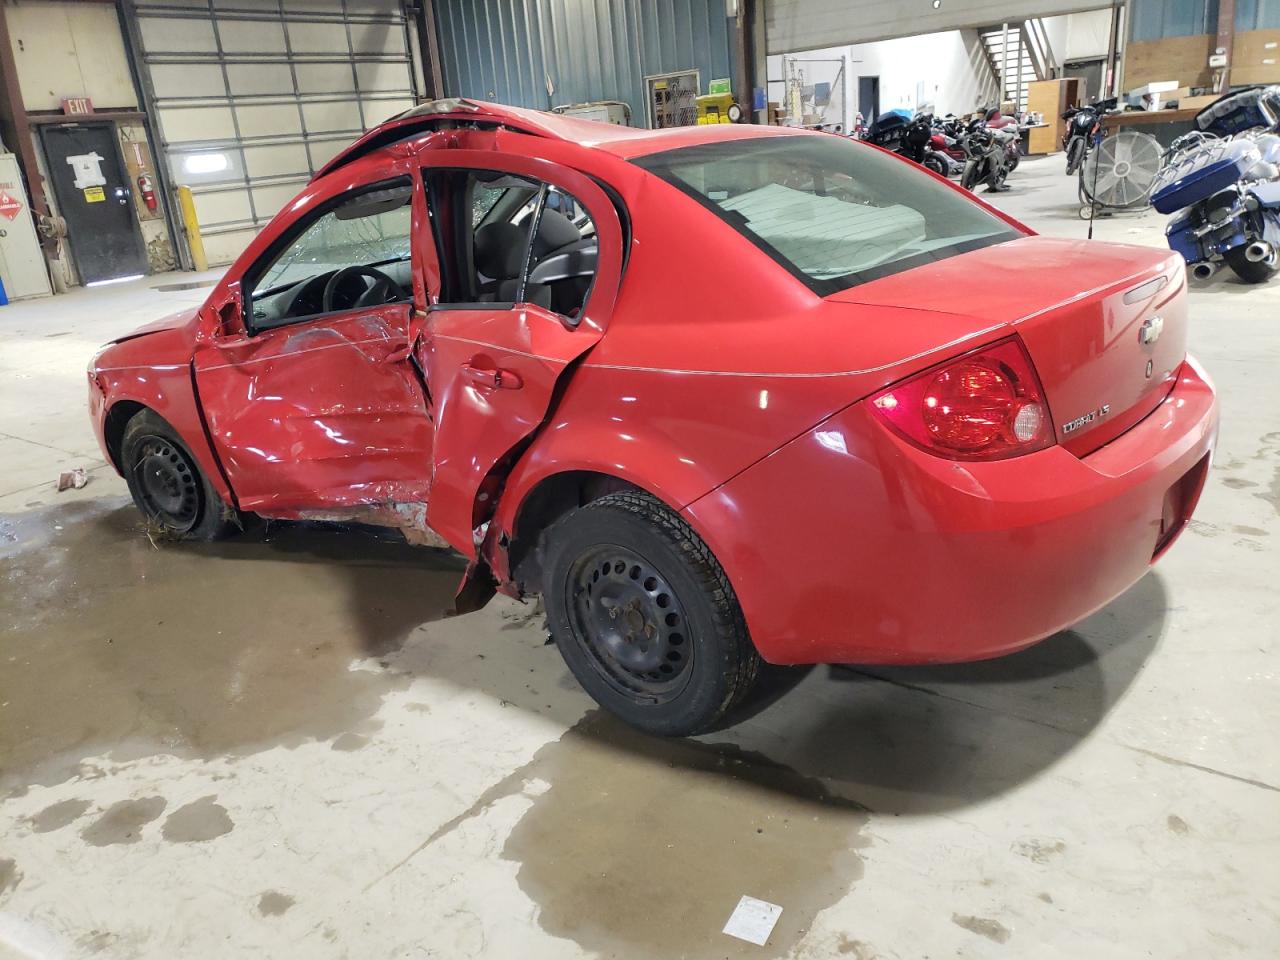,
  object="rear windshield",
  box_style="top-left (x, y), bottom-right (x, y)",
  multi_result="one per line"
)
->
top-left (633, 135), bottom-right (1021, 295)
